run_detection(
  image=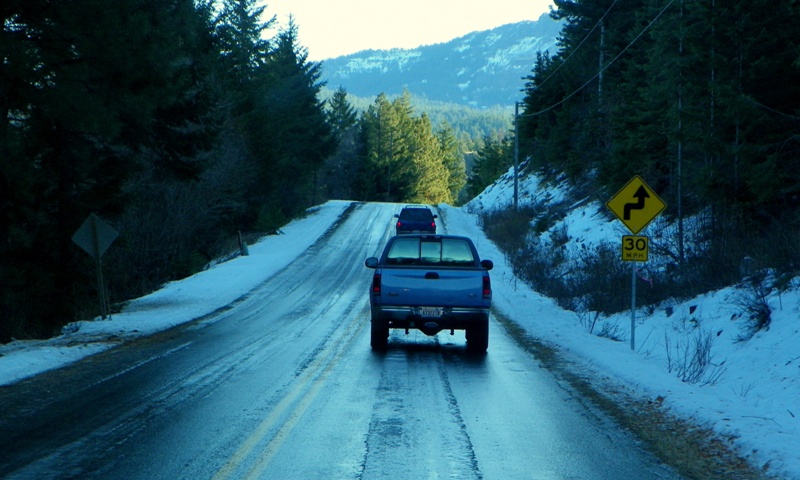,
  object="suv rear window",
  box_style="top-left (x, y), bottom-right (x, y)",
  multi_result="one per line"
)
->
top-left (386, 237), bottom-right (476, 266)
top-left (399, 208), bottom-right (433, 221)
